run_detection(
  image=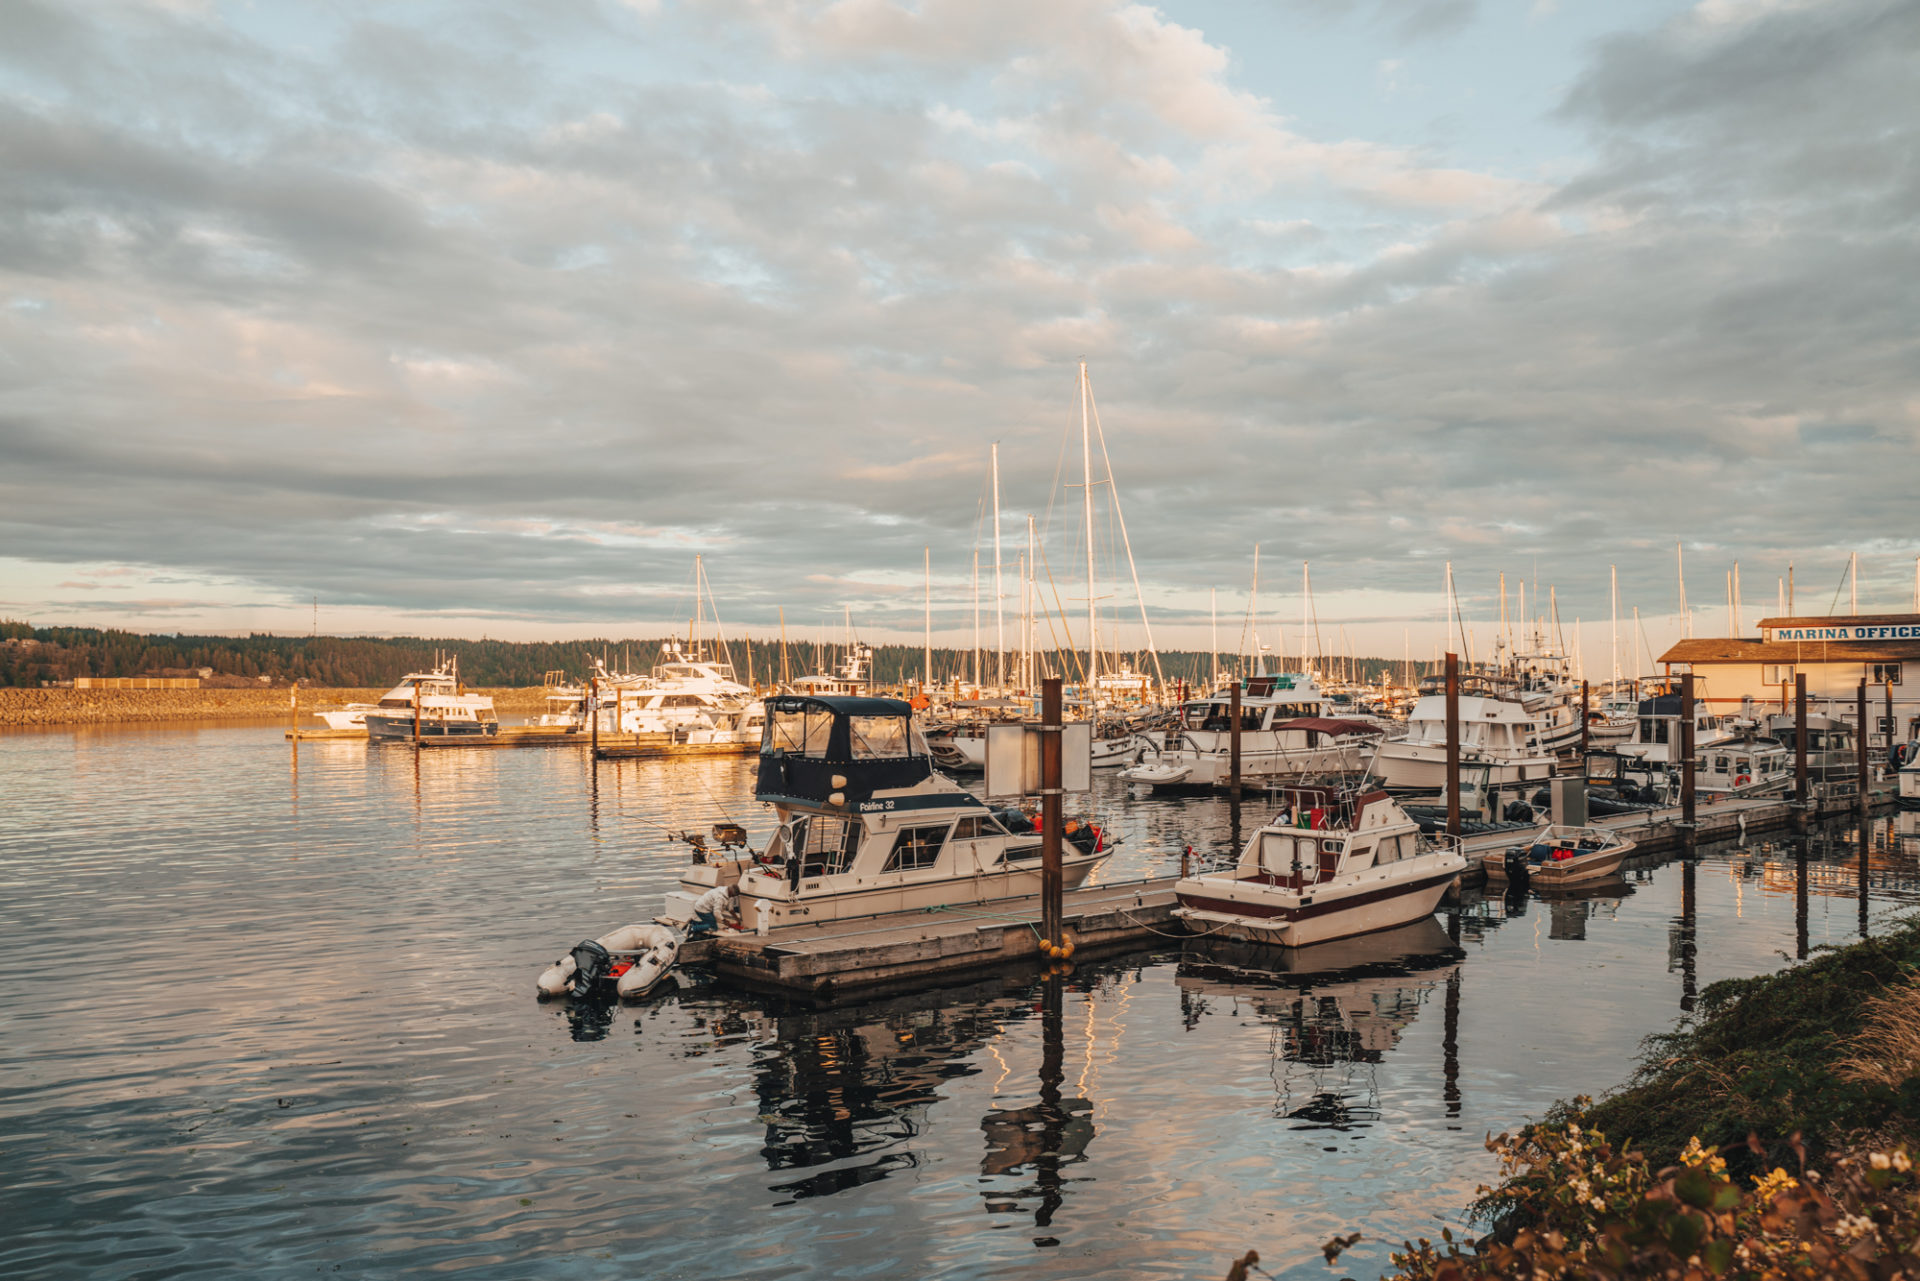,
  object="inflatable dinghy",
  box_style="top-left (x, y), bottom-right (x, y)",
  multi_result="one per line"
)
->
top-left (536, 923), bottom-right (681, 999)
